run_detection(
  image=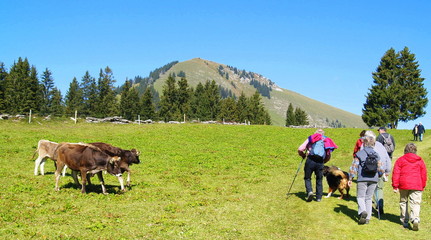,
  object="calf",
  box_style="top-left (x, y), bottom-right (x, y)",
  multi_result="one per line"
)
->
top-left (55, 143), bottom-right (123, 194)
top-left (89, 142), bottom-right (140, 187)
top-left (33, 140), bottom-right (66, 176)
